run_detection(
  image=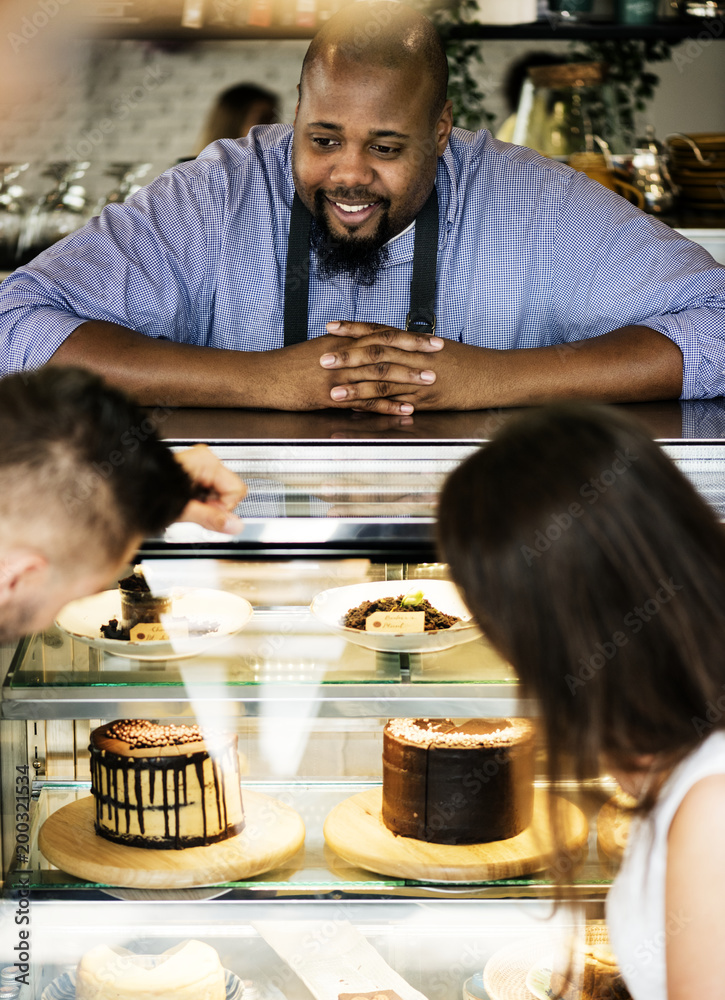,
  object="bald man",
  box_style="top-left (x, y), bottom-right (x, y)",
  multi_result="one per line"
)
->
top-left (0, 2), bottom-right (724, 409)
